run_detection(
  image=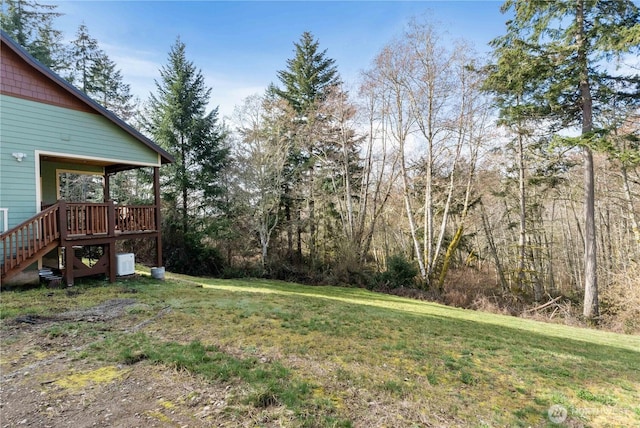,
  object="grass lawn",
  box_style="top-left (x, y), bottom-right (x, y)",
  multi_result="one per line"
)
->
top-left (1, 272), bottom-right (639, 427)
